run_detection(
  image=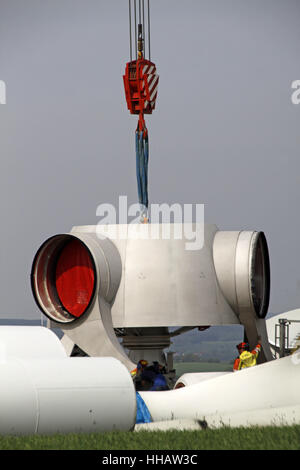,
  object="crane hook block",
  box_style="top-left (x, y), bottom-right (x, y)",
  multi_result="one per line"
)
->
top-left (123, 59), bottom-right (159, 116)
